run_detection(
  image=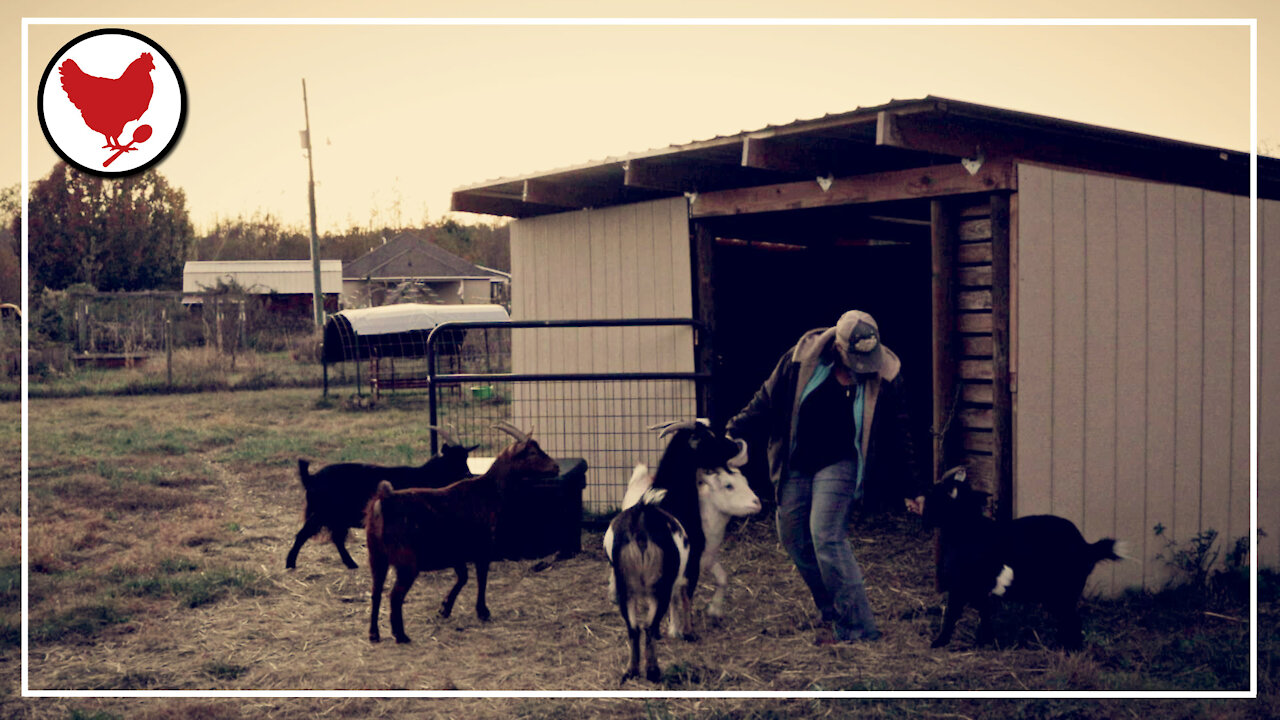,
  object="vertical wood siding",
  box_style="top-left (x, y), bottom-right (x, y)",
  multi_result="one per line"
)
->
top-left (510, 197), bottom-right (695, 508)
top-left (1262, 198), bottom-right (1280, 569)
top-left (1015, 164), bottom-right (1261, 594)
